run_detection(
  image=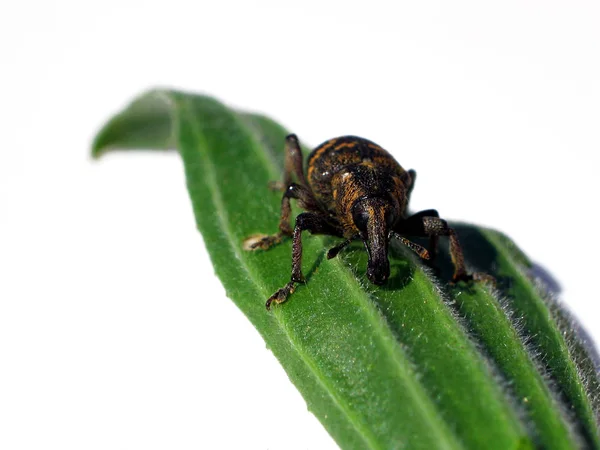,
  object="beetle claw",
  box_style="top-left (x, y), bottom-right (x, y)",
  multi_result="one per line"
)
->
top-left (243, 233), bottom-right (283, 251)
top-left (266, 281), bottom-right (296, 310)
